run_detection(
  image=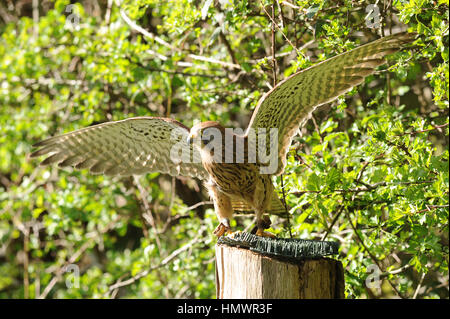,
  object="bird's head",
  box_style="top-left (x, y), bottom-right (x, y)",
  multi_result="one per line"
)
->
top-left (187, 121), bottom-right (225, 148)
